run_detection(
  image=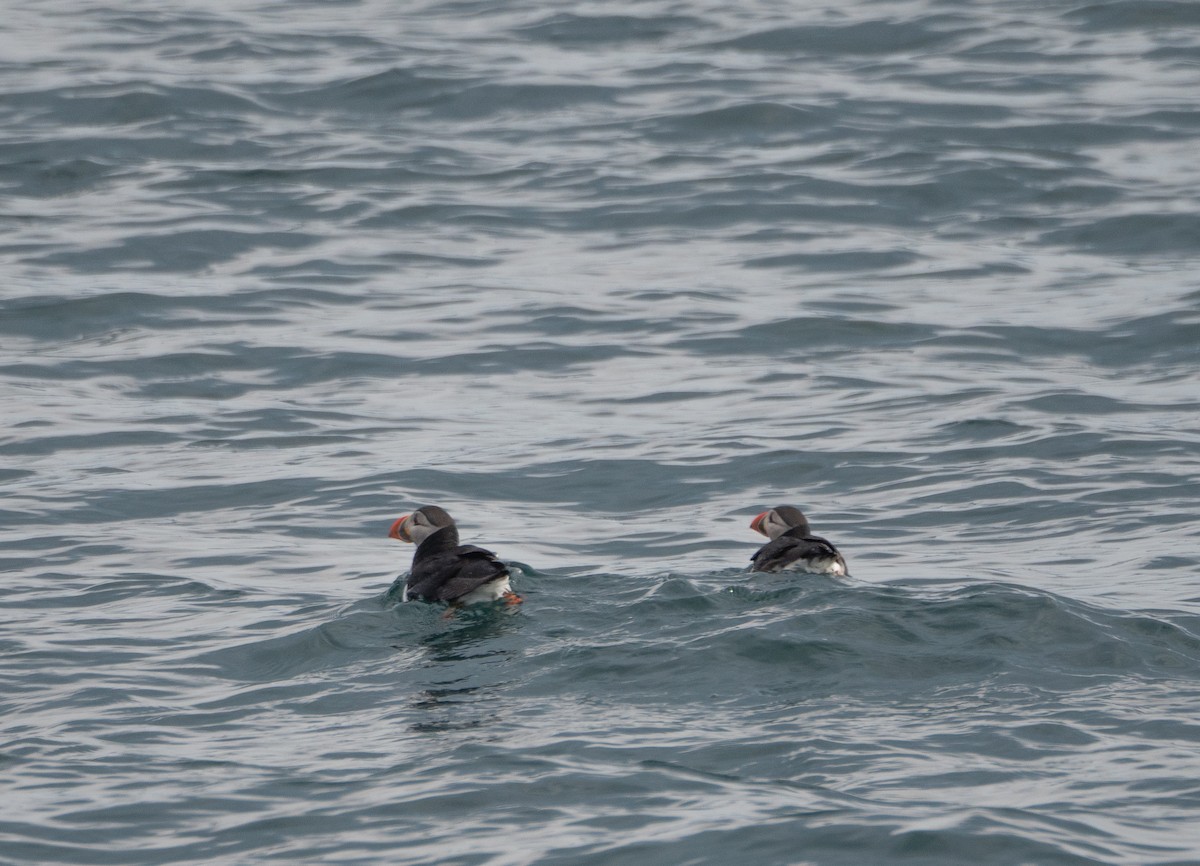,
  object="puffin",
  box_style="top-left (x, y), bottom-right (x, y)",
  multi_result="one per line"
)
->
top-left (388, 505), bottom-right (521, 605)
top-left (748, 505), bottom-right (848, 576)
